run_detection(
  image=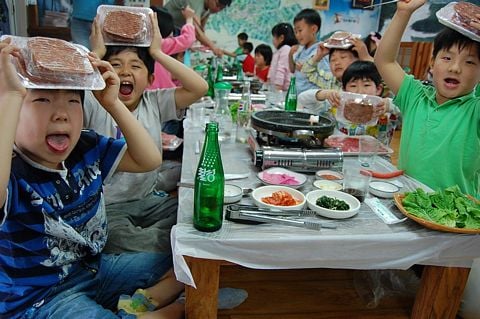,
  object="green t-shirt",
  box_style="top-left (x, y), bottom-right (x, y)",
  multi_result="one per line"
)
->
top-left (394, 75), bottom-right (480, 198)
